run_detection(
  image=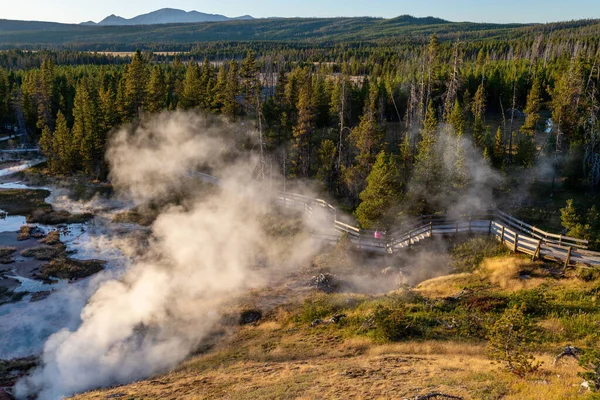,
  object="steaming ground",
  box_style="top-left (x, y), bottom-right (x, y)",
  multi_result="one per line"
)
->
top-left (12, 113), bottom-right (511, 399)
top-left (0, 191), bottom-right (136, 359)
top-left (15, 113), bottom-right (322, 399)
